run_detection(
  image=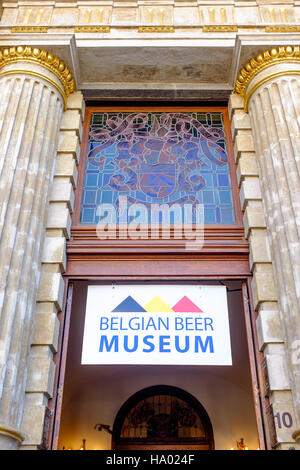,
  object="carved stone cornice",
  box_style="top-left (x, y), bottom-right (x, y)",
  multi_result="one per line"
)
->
top-left (234, 46), bottom-right (300, 110)
top-left (0, 46), bottom-right (75, 105)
